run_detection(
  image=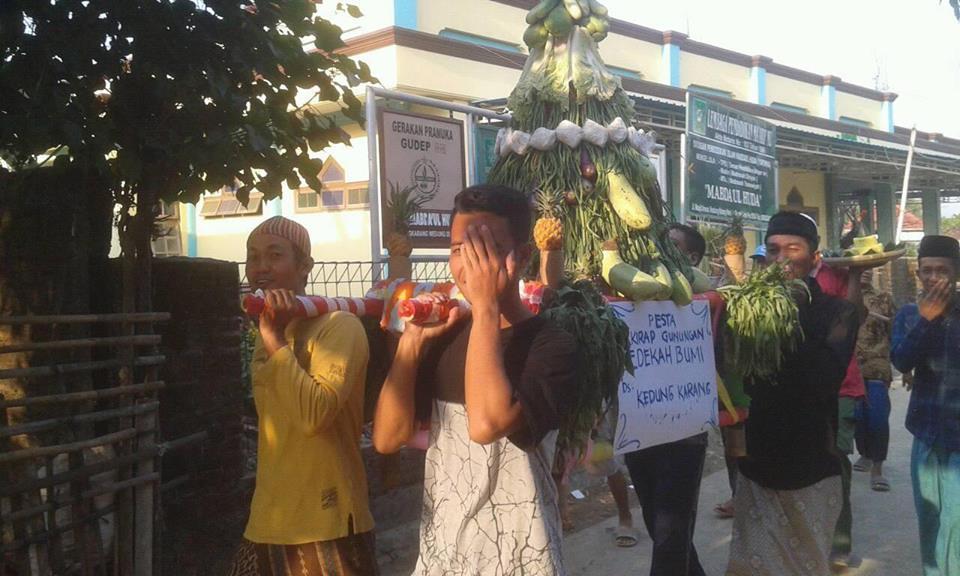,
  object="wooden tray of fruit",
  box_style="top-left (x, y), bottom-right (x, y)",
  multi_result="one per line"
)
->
top-left (821, 236), bottom-right (906, 268)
